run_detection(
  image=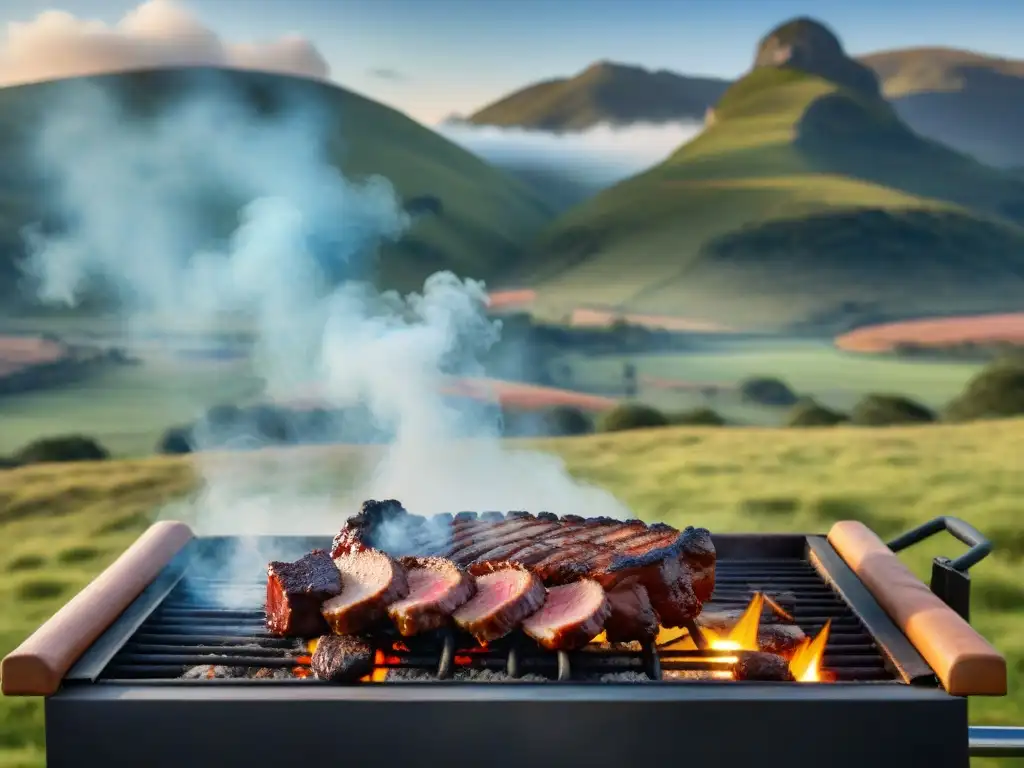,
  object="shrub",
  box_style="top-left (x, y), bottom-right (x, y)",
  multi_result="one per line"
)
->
top-left (204, 403), bottom-right (243, 428)
top-left (248, 405), bottom-right (293, 444)
top-left (543, 406), bottom-right (594, 436)
top-left (57, 545), bottom-right (101, 565)
top-left (945, 358), bottom-right (1024, 421)
top-left (5, 553), bottom-right (45, 572)
top-left (670, 407), bottom-right (727, 426)
top-left (787, 398), bottom-right (848, 427)
top-left (597, 403), bottom-right (670, 432)
top-left (850, 394), bottom-right (935, 426)
top-left (17, 577), bottom-right (68, 601)
top-left (157, 426), bottom-right (194, 454)
top-left (0, 455), bottom-right (20, 470)
top-left (14, 435), bottom-right (110, 465)
top-left (739, 376), bottom-right (799, 406)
